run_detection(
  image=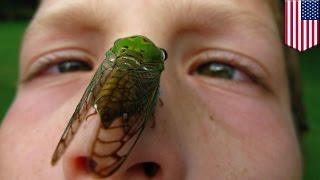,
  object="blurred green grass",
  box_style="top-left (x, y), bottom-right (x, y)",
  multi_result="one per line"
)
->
top-left (0, 21), bottom-right (26, 119)
top-left (300, 48), bottom-right (320, 180)
top-left (0, 21), bottom-right (319, 179)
